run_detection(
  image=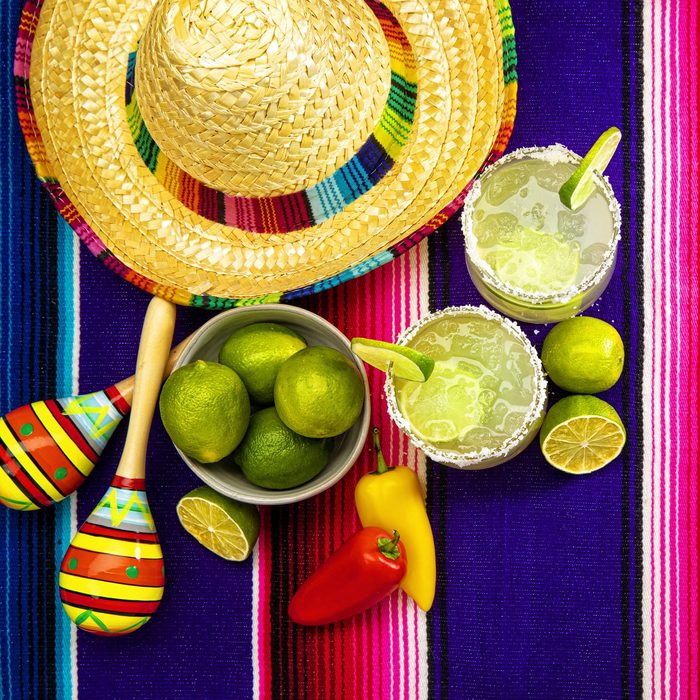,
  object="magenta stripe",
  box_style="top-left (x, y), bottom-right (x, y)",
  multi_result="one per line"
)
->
top-left (678, 1), bottom-right (699, 697)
